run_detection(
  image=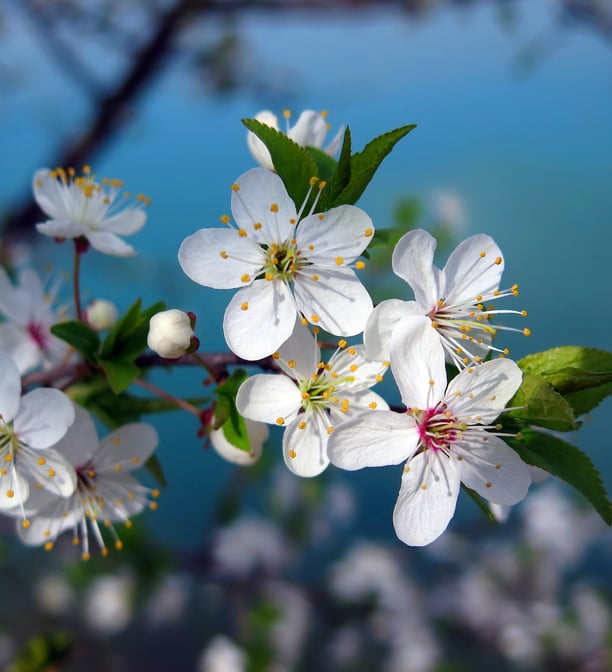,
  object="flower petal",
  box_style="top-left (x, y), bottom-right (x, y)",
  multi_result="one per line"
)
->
top-left (327, 345), bottom-right (388, 392)
top-left (0, 352), bottom-right (22, 422)
top-left (455, 434), bottom-right (531, 505)
top-left (283, 410), bottom-right (330, 477)
top-left (277, 318), bottom-right (320, 380)
top-left (287, 110), bottom-right (327, 148)
top-left (236, 374), bottom-right (302, 425)
top-left (224, 280), bottom-right (297, 360)
top-left (33, 169), bottom-right (71, 221)
top-left (14, 388), bottom-right (75, 449)
top-left (393, 451), bottom-right (460, 546)
top-left (103, 208), bottom-right (146, 235)
top-left (211, 418), bottom-right (268, 466)
top-left (327, 410), bottom-right (418, 470)
top-left (95, 423), bottom-right (158, 473)
top-left (363, 299), bottom-right (422, 362)
top-left (0, 468), bottom-right (30, 509)
top-left (20, 447), bottom-right (77, 498)
top-left (392, 229), bottom-right (442, 311)
top-left (179, 228), bottom-right (263, 290)
top-left (0, 324), bottom-right (41, 374)
top-left (231, 168), bottom-right (296, 243)
top-left (36, 218), bottom-right (84, 239)
top-left (87, 231), bottom-right (137, 257)
top-left (442, 234), bottom-right (503, 305)
top-left (294, 266), bottom-right (372, 336)
top-left (297, 205), bottom-right (374, 263)
top-left (246, 111), bottom-right (278, 170)
top-left (51, 404), bottom-right (99, 467)
top-left (445, 358), bottom-right (522, 423)
top-left (389, 315), bottom-right (446, 410)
